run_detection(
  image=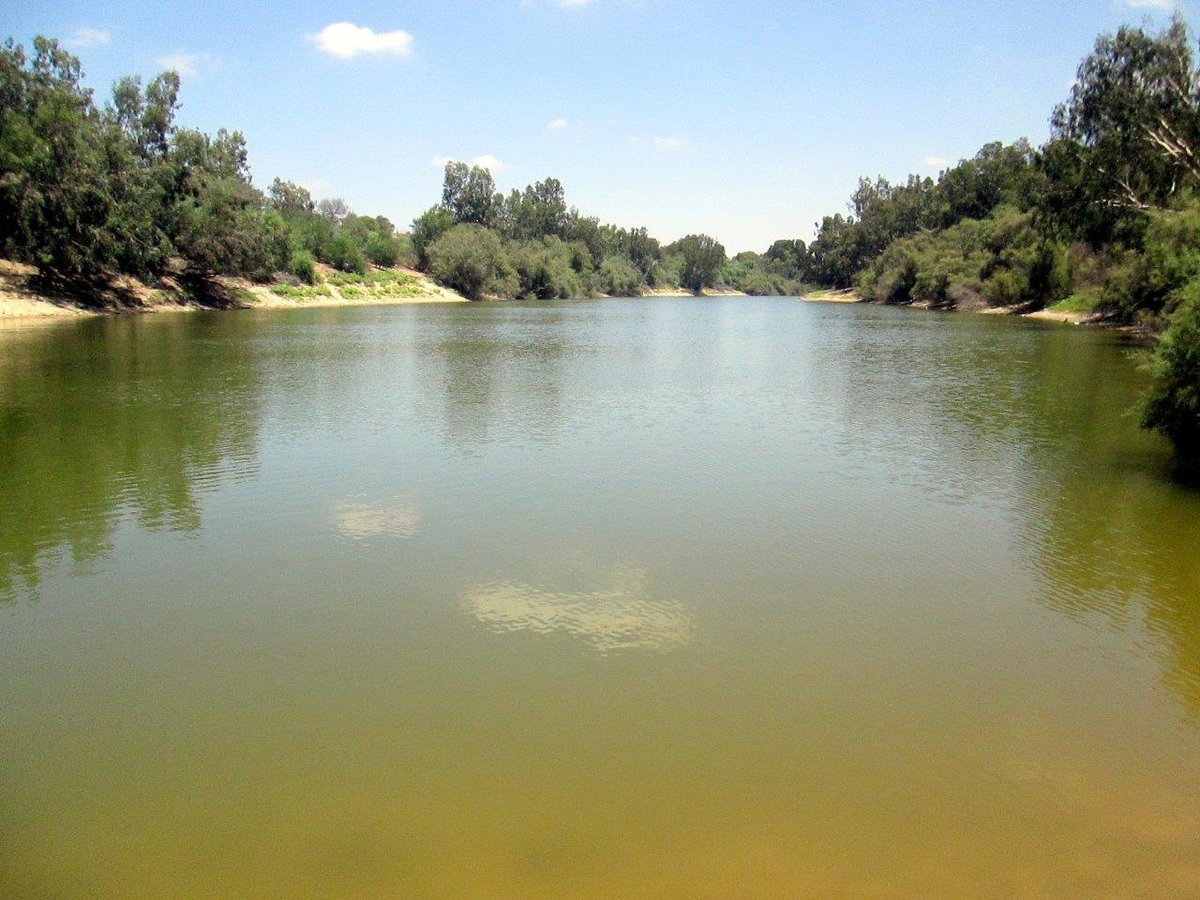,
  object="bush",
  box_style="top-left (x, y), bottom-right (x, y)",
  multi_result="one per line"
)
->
top-left (598, 255), bottom-right (644, 296)
top-left (1142, 281), bottom-right (1200, 462)
top-left (364, 232), bottom-right (400, 268)
top-left (411, 206), bottom-right (457, 270)
top-left (505, 237), bottom-right (583, 299)
top-left (327, 236), bottom-right (367, 274)
top-left (427, 224), bottom-right (504, 299)
top-left (289, 249), bottom-right (317, 284)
